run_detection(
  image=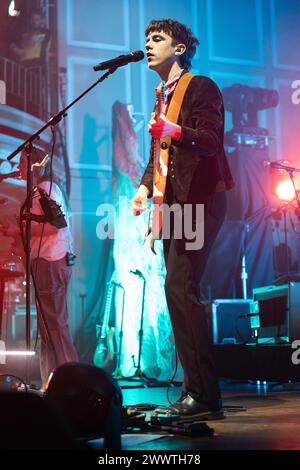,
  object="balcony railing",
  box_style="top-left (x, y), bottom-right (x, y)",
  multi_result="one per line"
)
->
top-left (0, 56), bottom-right (50, 121)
